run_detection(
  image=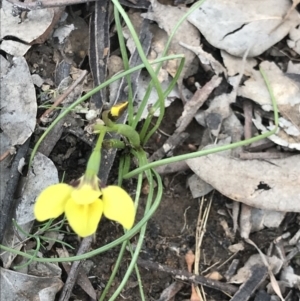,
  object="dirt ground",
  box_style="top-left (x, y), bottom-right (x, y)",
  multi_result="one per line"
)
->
top-left (46, 98), bottom-right (294, 301)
